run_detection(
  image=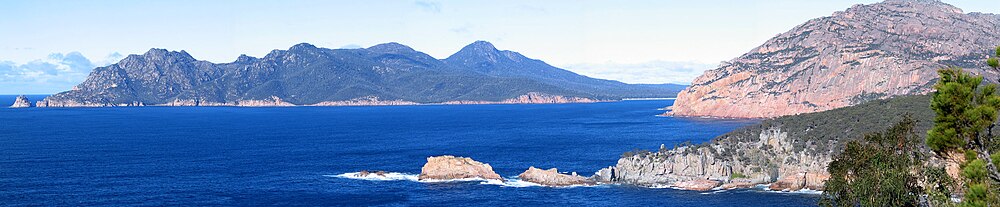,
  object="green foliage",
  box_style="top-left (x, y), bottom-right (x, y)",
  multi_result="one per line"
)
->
top-left (730, 172), bottom-right (748, 179)
top-left (925, 166), bottom-right (957, 207)
top-left (819, 117), bottom-right (925, 207)
top-left (989, 58), bottom-right (999, 69)
top-left (963, 159), bottom-right (988, 183)
top-left (620, 148), bottom-right (651, 158)
top-left (927, 68), bottom-right (1000, 153)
